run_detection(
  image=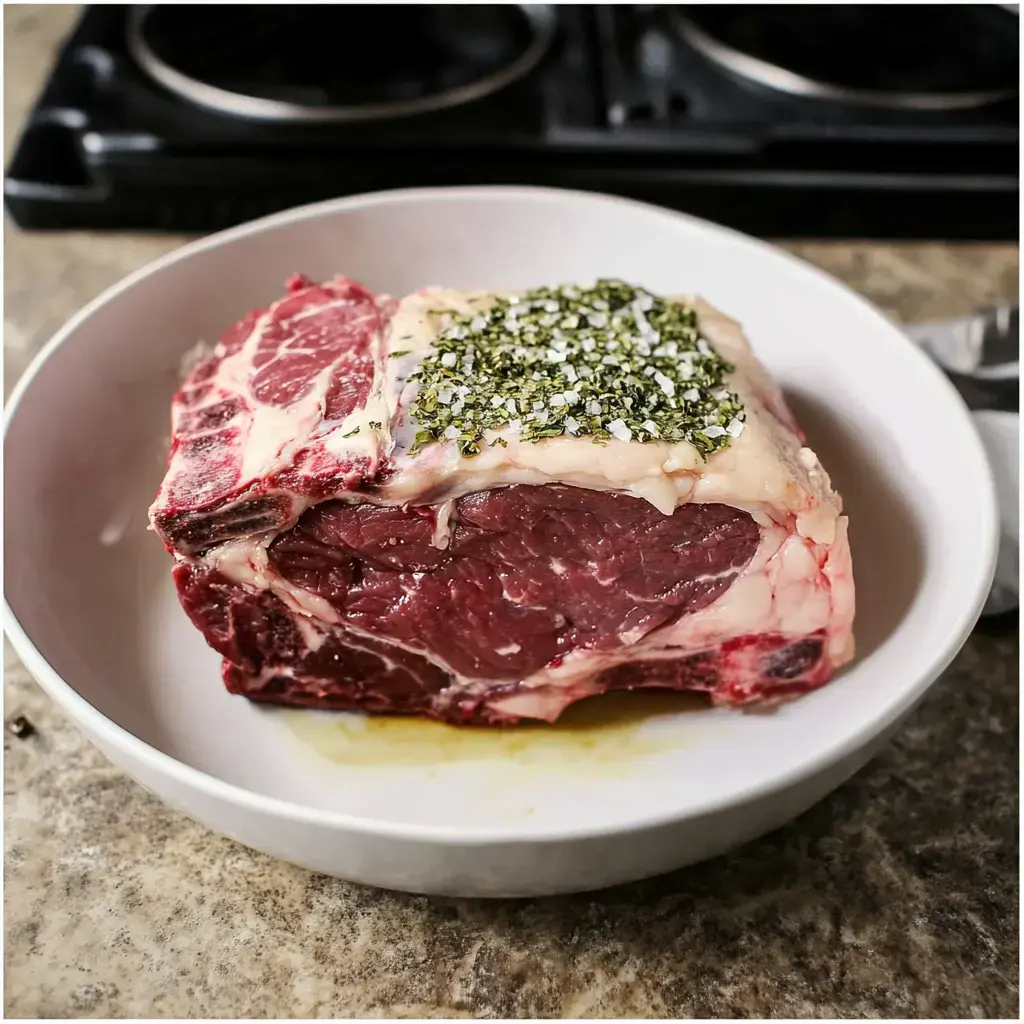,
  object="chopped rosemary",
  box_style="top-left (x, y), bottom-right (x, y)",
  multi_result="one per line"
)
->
top-left (407, 280), bottom-right (745, 458)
